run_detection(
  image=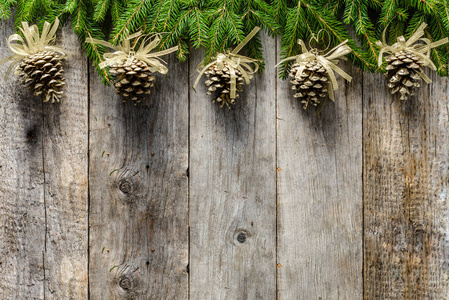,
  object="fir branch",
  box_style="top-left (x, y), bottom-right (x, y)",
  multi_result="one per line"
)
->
top-left (94, 0), bottom-right (110, 22)
top-left (111, 0), bottom-right (150, 44)
top-left (379, 0), bottom-right (397, 26)
top-left (72, 0), bottom-right (86, 34)
top-left (278, 2), bottom-right (306, 79)
top-left (189, 6), bottom-right (208, 48)
top-left (0, 0), bottom-right (14, 19)
top-left (343, 0), bottom-right (359, 23)
top-left (303, 1), bottom-right (376, 71)
top-left (204, 2), bottom-right (244, 63)
top-left (110, 0), bottom-right (123, 27)
top-left (273, 0), bottom-right (287, 27)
